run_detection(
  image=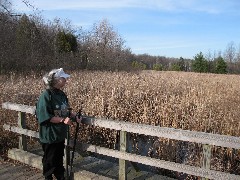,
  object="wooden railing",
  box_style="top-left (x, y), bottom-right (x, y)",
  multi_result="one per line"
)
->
top-left (2, 102), bottom-right (240, 180)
